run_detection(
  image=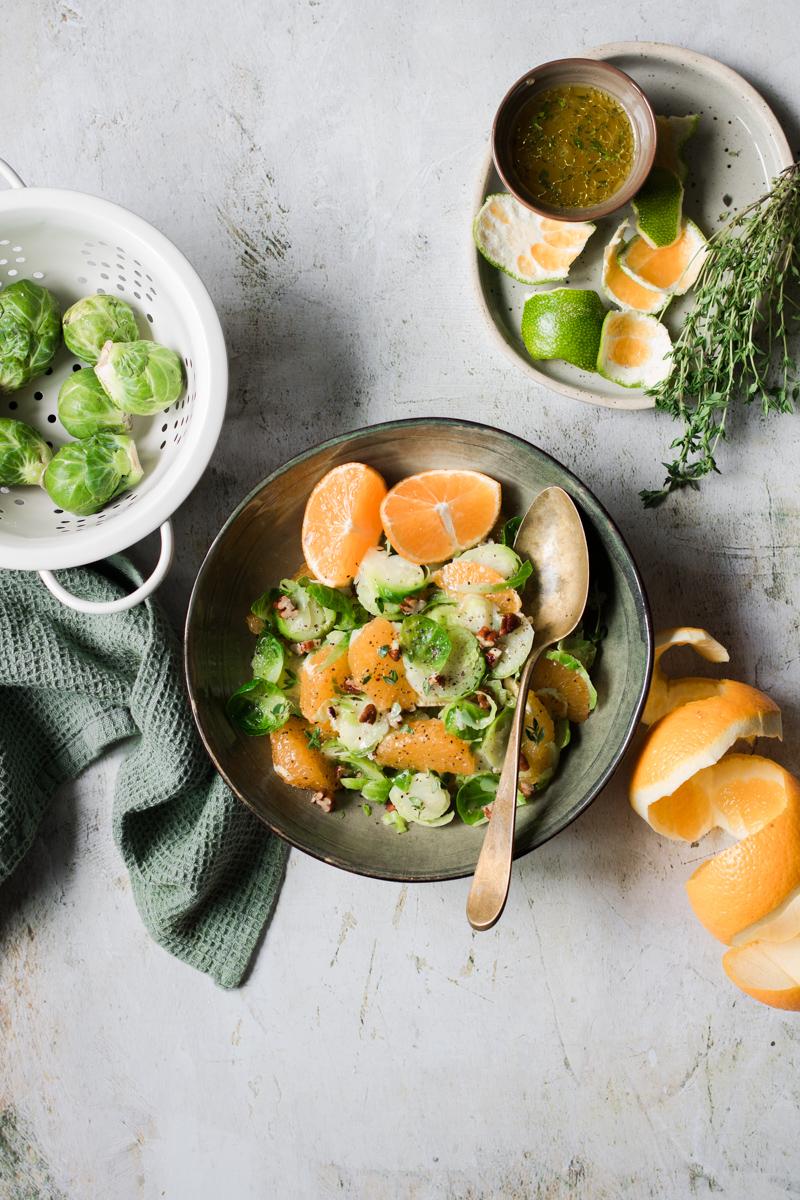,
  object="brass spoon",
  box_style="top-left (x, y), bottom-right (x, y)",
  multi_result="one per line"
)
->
top-left (466, 486), bottom-right (589, 931)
